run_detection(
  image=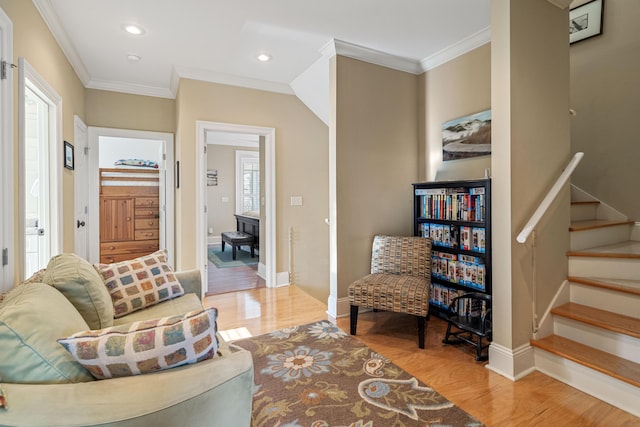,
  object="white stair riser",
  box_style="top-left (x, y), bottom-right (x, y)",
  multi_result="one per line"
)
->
top-left (571, 204), bottom-right (598, 222)
top-left (570, 225), bottom-right (632, 251)
top-left (569, 257), bottom-right (640, 280)
top-left (553, 317), bottom-right (640, 364)
top-left (534, 349), bottom-right (640, 418)
top-left (570, 283), bottom-right (640, 319)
